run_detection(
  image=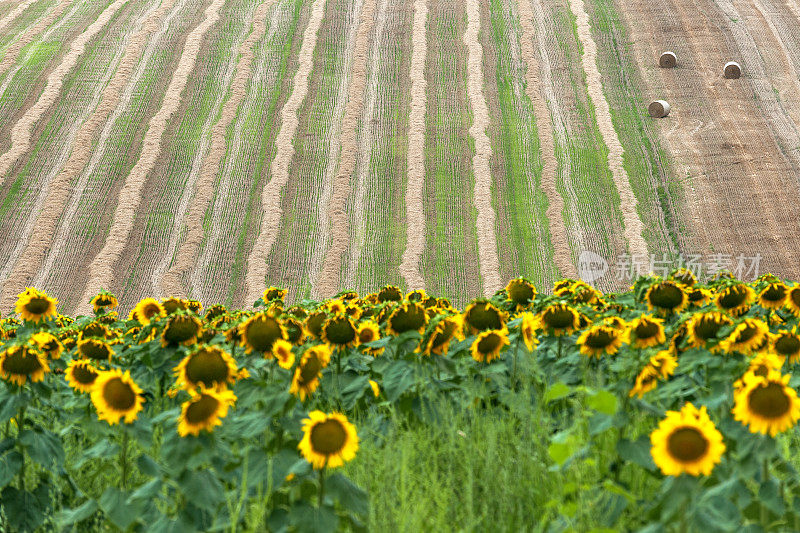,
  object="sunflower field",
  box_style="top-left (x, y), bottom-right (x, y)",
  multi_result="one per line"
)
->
top-left (2, 272), bottom-right (800, 531)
